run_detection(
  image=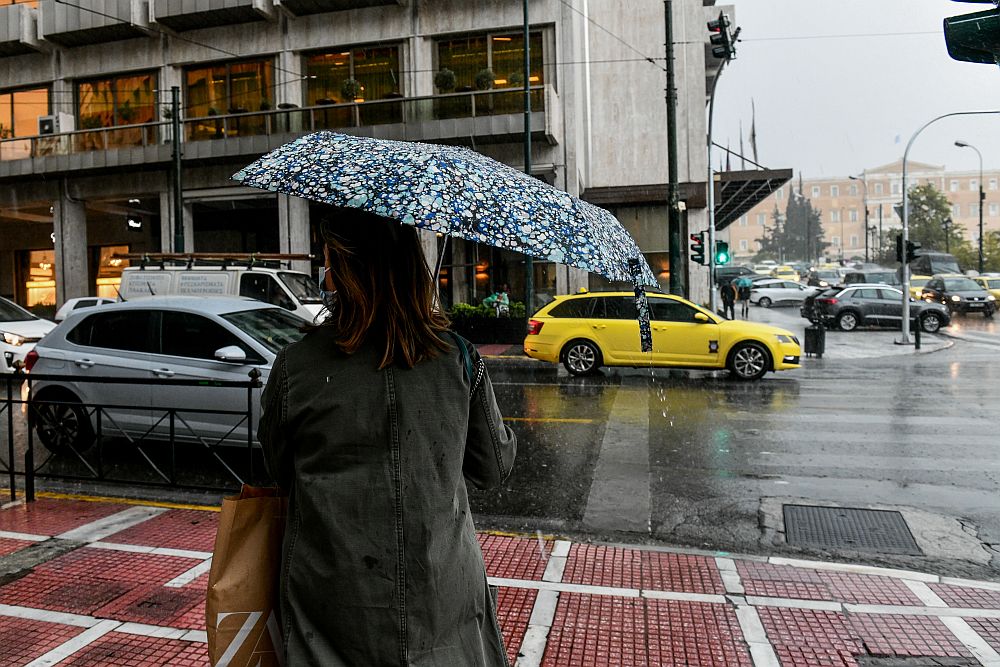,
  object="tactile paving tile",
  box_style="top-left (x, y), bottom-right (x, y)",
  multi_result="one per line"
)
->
top-left (171, 642), bottom-right (210, 666)
top-left (495, 586), bottom-right (536, 665)
top-left (479, 533), bottom-right (552, 580)
top-left (0, 571), bottom-right (134, 615)
top-left (542, 592), bottom-right (648, 666)
top-left (818, 572), bottom-right (923, 606)
top-left (645, 599), bottom-right (753, 666)
top-left (59, 631), bottom-right (190, 666)
top-left (36, 547), bottom-right (204, 586)
top-left (0, 498), bottom-right (128, 536)
top-left (560, 544), bottom-right (643, 589)
top-left (848, 613), bottom-right (973, 658)
top-left (743, 579), bottom-right (834, 601)
top-left (94, 583), bottom-right (205, 627)
top-left (175, 595), bottom-right (207, 631)
top-left (929, 583), bottom-right (1000, 609)
top-left (641, 551), bottom-right (726, 594)
top-left (0, 615), bottom-right (86, 665)
top-left (965, 618), bottom-right (1000, 652)
top-left (103, 509), bottom-right (218, 552)
top-left (757, 607), bottom-right (863, 667)
top-left (0, 536), bottom-right (34, 557)
top-left (736, 561), bottom-right (826, 584)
